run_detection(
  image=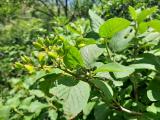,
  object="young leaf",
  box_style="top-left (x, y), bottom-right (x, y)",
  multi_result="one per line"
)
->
top-left (89, 9), bottom-right (104, 33)
top-left (64, 46), bottom-right (84, 69)
top-left (137, 6), bottom-right (158, 23)
top-left (138, 22), bottom-right (148, 34)
top-left (49, 78), bottom-right (90, 119)
top-left (129, 6), bottom-right (137, 20)
top-left (148, 20), bottom-right (160, 32)
top-left (109, 27), bottom-right (135, 52)
top-left (99, 18), bottom-right (130, 38)
top-left (91, 79), bottom-right (113, 102)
